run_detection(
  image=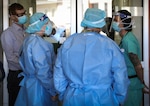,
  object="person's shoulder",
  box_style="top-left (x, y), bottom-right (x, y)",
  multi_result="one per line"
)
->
top-left (128, 32), bottom-right (137, 39)
top-left (1, 27), bottom-right (10, 34)
top-left (100, 34), bottom-right (120, 49)
top-left (63, 33), bottom-right (78, 42)
top-left (59, 33), bottom-right (79, 47)
top-left (23, 34), bottom-right (37, 45)
top-left (23, 35), bottom-right (49, 49)
top-left (94, 33), bottom-right (122, 53)
top-left (68, 33), bottom-right (78, 38)
top-left (1, 25), bottom-right (14, 36)
top-left (99, 33), bottom-right (114, 43)
top-left (33, 35), bottom-right (53, 47)
top-left (123, 32), bottom-right (136, 42)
